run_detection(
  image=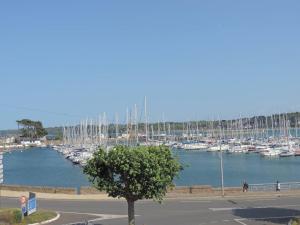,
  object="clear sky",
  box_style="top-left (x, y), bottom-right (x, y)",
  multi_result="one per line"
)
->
top-left (0, 1), bottom-right (300, 129)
